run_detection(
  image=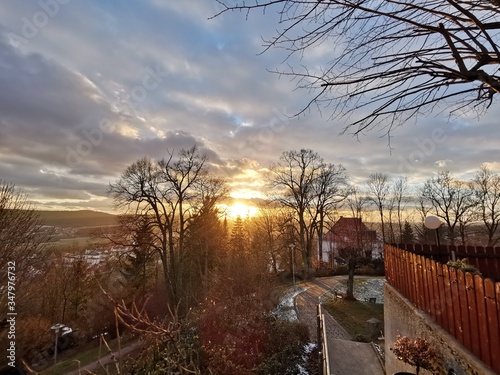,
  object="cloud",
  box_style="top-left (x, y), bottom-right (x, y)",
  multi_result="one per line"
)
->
top-left (0, 2), bottom-right (499, 211)
top-left (434, 160), bottom-right (452, 168)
